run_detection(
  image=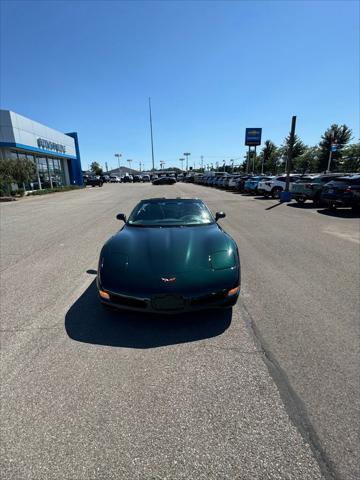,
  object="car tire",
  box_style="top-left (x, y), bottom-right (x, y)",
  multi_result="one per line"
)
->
top-left (271, 187), bottom-right (282, 199)
top-left (329, 203), bottom-right (337, 211)
top-left (296, 198), bottom-right (306, 204)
